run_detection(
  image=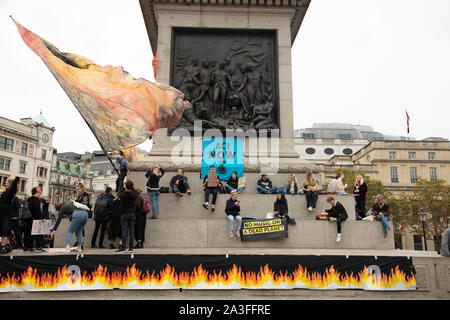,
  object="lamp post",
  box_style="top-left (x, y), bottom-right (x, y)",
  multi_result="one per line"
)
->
top-left (419, 211), bottom-right (428, 251)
